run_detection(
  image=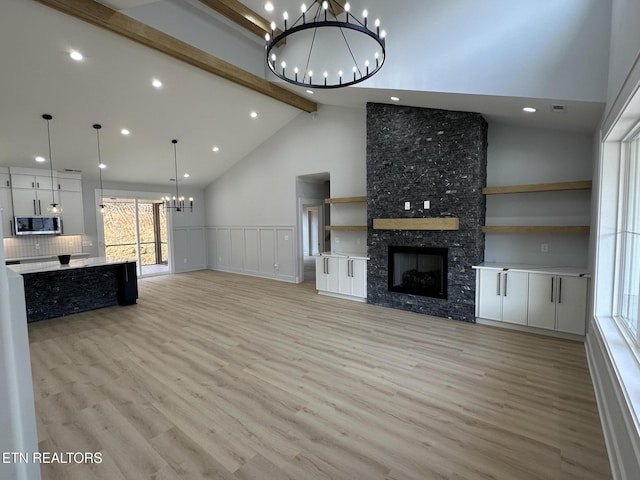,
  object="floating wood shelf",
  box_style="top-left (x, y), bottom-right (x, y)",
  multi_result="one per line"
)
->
top-left (326, 225), bottom-right (367, 231)
top-left (482, 226), bottom-right (590, 234)
top-left (324, 196), bottom-right (367, 204)
top-left (373, 218), bottom-right (459, 231)
top-left (482, 180), bottom-right (592, 195)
